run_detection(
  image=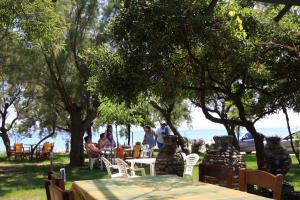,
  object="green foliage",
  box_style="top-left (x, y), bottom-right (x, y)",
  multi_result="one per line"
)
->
top-left (96, 98), bottom-right (146, 126)
top-left (107, 0), bottom-right (299, 123)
